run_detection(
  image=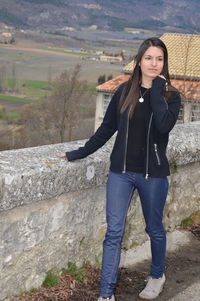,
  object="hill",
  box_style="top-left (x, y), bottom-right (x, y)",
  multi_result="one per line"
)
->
top-left (0, 0), bottom-right (199, 32)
